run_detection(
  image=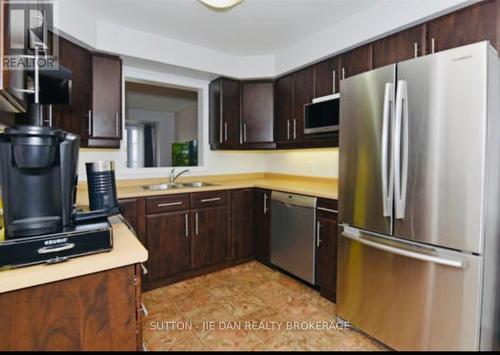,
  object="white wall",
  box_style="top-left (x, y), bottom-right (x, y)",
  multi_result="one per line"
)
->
top-left (175, 106), bottom-right (198, 142)
top-left (265, 149), bottom-right (339, 179)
